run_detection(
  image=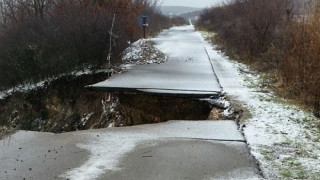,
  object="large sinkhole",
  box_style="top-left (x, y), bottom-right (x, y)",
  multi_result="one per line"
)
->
top-left (114, 93), bottom-right (221, 126)
top-left (0, 73), bottom-right (231, 133)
